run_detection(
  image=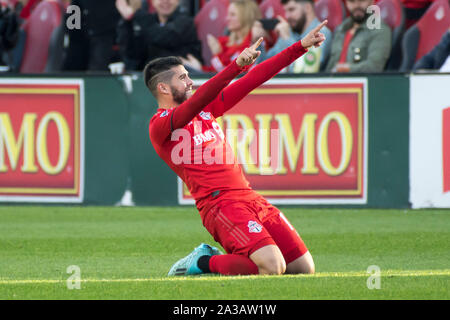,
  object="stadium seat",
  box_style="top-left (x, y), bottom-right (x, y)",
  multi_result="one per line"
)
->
top-left (378, 0), bottom-right (406, 70)
top-left (194, 0), bottom-right (229, 65)
top-left (19, 0), bottom-right (65, 73)
top-left (399, 0), bottom-right (450, 72)
top-left (259, 0), bottom-right (285, 19)
top-left (314, 0), bottom-right (347, 32)
top-left (57, 0), bottom-right (68, 9)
